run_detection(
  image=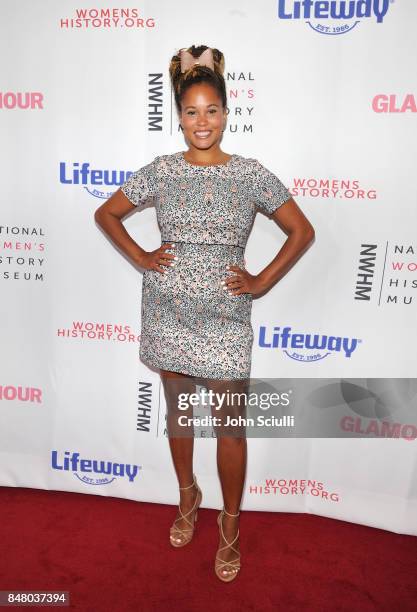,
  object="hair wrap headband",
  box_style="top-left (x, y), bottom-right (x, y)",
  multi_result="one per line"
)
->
top-left (180, 47), bottom-right (215, 73)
